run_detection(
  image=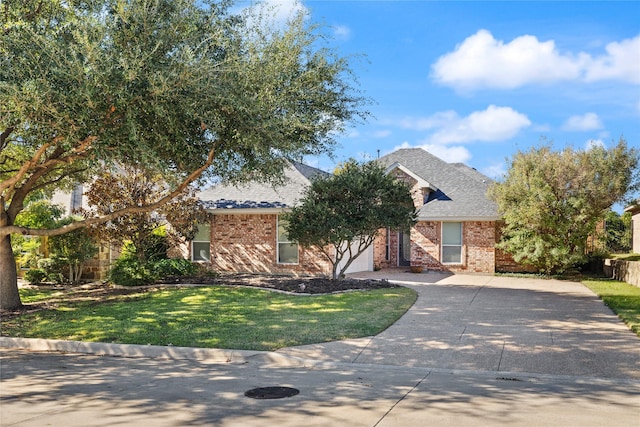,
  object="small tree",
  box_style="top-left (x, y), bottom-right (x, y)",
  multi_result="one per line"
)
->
top-left (83, 168), bottom-right (210, 262)
top-left (49, 217), bottom-right (99, 284)
top-left (489, 138), bottom-right (639, 274)
top-left (13, 199), bottom-right (64, 269)
top-left (286, 160), bottom-right (417, 280)
top-left (602, 210), bottom-right (632, 254)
